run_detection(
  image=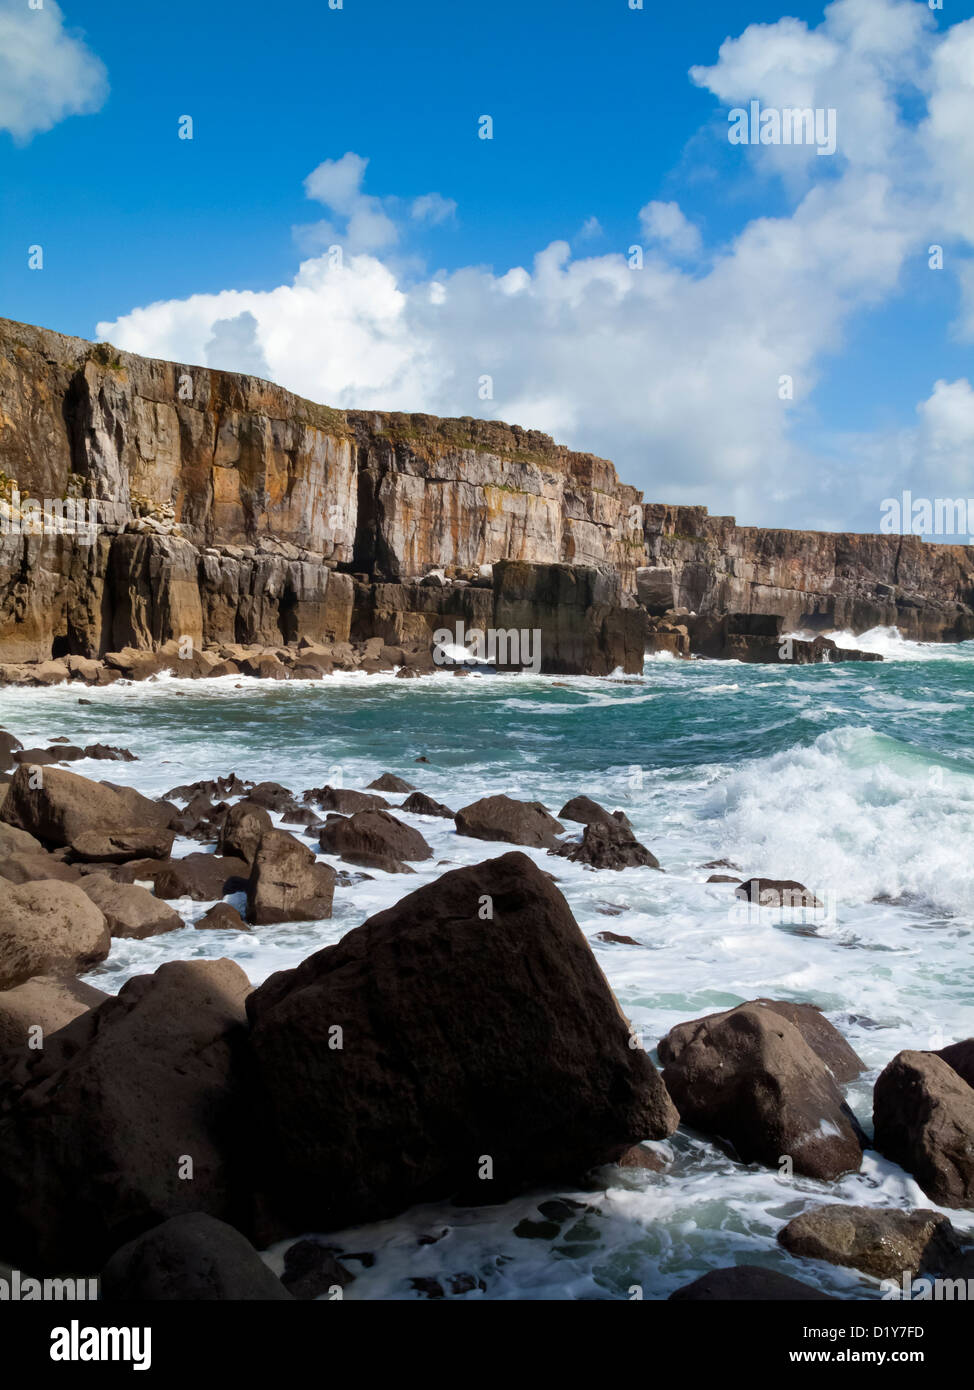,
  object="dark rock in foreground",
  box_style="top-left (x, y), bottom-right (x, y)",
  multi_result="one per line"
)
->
top-left (0, 974), bottom-right (108, 1055)
top-left (0, 959), bottom-right (252, 1272)
top-left (873, 1050), bottom-right (974, 1209)
top-left (101, 1213), bottom-right (292, 1301)
top-left (658, 1002), bottom-right (863, 1180)
top-left (246, 851), bottom-right (677, 1237)
top-left (669, 1265), bottom-right (834, 1300)
top-left (778, 1203), bottom-right (965, 1280)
